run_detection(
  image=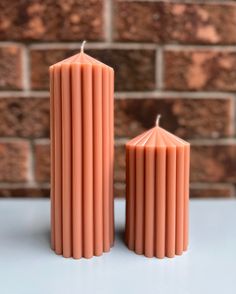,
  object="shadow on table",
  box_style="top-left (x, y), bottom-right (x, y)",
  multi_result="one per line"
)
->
top-left (115, 226), bottom-right (126, 248)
